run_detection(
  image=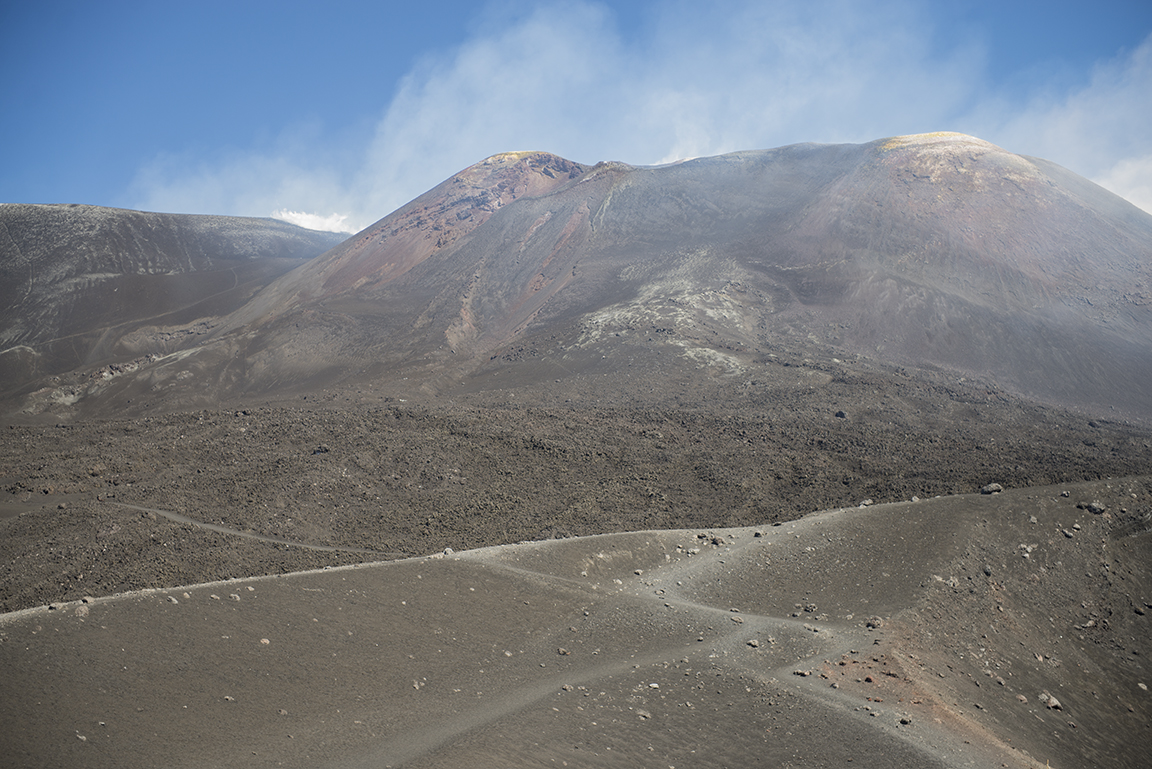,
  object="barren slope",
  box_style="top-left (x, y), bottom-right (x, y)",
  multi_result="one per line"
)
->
top-left (8, 134), bottom-right (1149, 423)
top-left (2, 134), bottom-right (1151, 768)
top-left (2, 479), bottom-right (1148, 768)
top-left (0, 204), bottom-right (344, 398)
